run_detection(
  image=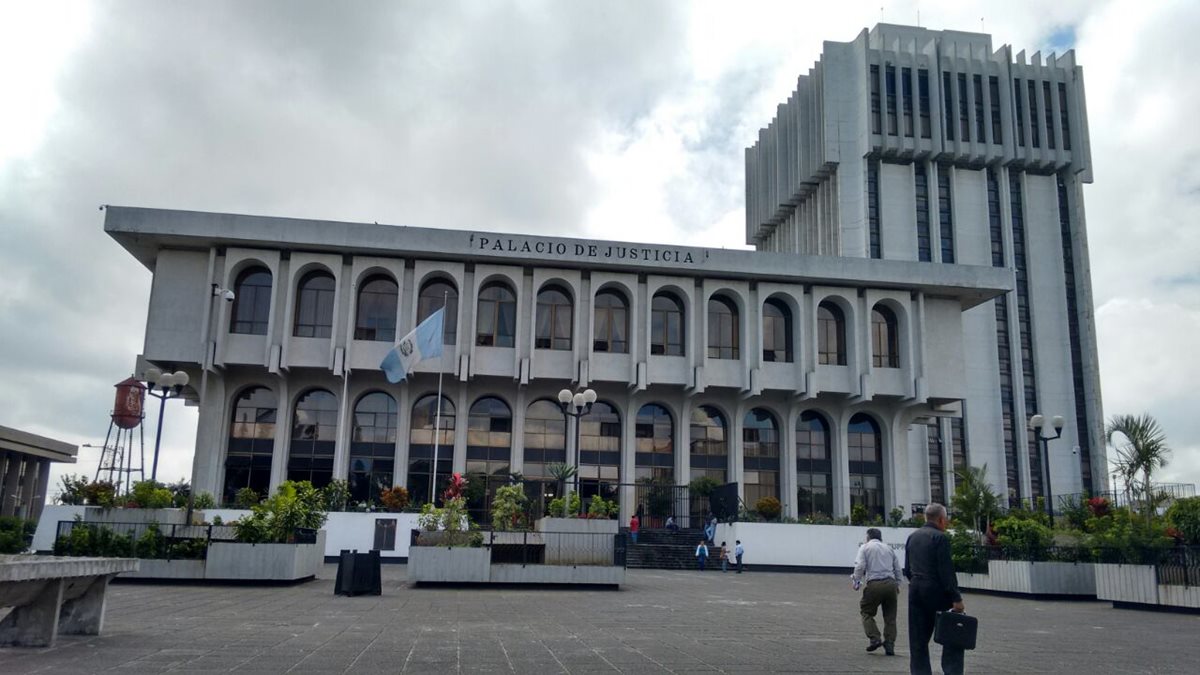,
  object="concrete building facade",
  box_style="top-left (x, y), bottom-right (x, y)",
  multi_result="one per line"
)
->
top-left (106, 23), bottom-right (1100, 522)
top-left (0, 426), bottom-right (78, 521)
top-left (744, 23), bottom-right (1104, 503)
